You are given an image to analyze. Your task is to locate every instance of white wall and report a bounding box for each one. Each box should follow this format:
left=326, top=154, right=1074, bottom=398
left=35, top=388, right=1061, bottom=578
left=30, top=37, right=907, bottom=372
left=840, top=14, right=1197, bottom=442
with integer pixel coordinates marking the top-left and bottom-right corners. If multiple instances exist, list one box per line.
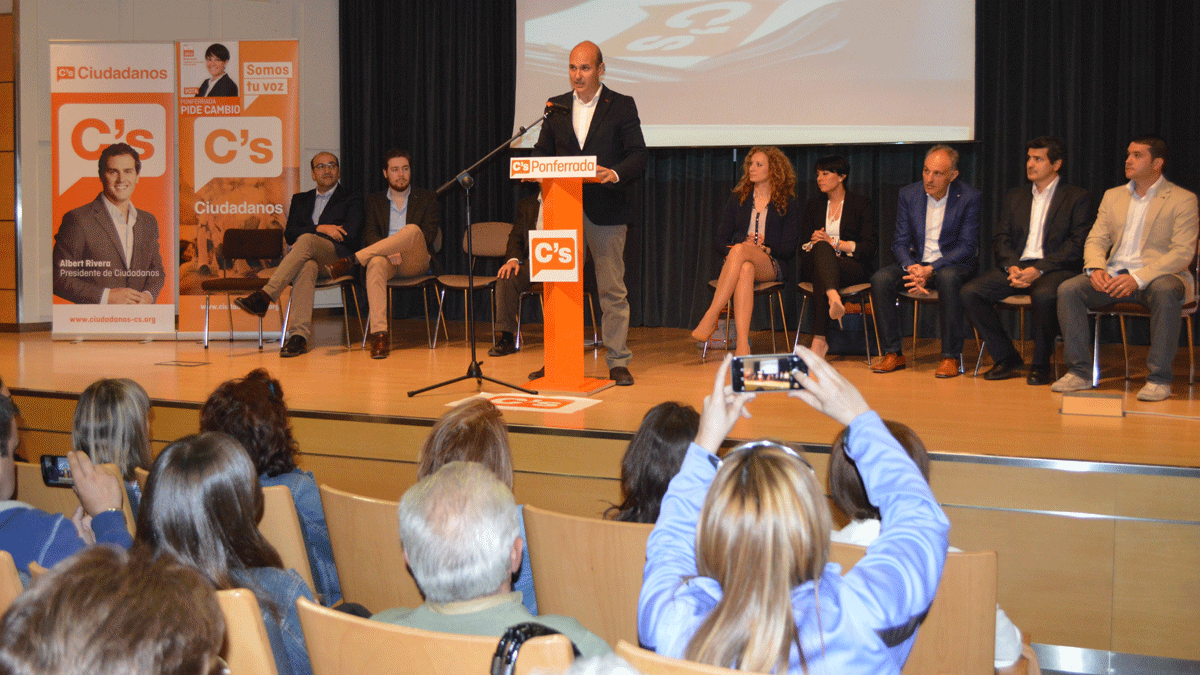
left=16, top=0, right=341, bottom=323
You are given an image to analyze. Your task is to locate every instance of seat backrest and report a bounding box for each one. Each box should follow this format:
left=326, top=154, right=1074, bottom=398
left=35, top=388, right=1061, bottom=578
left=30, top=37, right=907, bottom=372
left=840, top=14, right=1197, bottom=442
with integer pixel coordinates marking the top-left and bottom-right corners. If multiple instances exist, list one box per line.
left=133, top=466, right=149, bottom=494
left=463, top=221, right=513, bottom=259
left=521, top=504, right=652, bottom=647
left=615, top=640, right=740, bottom=674
left=829, top=542, right=997, bottom=675
left=260, top=485, right=317, bottom=596
left=222, top=227, right=284, bottom=262
left=318, top=484, right=422, bottom=612
left=217, top=588, right=281, bottom=675
left=14, top=460, right=136, bottom=535
left=0, top=550, right=22, bottom=613
left=296, top=596, right=574, bottom=675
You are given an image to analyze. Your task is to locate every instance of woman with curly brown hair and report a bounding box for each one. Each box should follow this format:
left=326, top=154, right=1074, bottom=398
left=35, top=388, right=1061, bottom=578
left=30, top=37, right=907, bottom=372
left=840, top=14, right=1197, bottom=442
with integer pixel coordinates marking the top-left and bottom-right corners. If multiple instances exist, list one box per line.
left=691, top=146, right=800, bottom=355
left=200, top=368, right=341, bottom=606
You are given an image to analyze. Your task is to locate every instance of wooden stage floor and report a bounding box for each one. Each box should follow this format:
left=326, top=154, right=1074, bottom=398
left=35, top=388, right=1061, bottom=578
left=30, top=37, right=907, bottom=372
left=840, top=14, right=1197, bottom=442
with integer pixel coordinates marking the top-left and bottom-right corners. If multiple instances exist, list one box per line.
left=2, top=318, right=1199, bottom=469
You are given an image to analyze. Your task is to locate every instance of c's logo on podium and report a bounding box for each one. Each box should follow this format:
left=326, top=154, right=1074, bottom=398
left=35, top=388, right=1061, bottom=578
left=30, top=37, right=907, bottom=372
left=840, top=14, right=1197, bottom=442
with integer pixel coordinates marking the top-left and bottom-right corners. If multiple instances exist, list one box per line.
left=528, top=230, right=578, bottom=282
left=511, top=159, right=531, bottom=175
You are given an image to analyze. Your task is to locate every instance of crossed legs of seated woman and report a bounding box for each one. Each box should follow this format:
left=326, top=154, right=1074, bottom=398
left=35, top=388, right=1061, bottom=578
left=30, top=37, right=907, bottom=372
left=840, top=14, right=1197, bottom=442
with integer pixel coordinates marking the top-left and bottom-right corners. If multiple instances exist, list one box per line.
left=801, top=241, right=867, bottom=359
left=691, top=242, right=777, bottom=355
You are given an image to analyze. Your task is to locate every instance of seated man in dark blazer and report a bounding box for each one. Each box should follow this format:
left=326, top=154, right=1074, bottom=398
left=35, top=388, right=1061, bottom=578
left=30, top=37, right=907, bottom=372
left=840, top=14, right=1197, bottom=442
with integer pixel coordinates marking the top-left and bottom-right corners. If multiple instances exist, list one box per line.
left=327, top=150, right=441, bottom=359
left=52, top=143, right=165, bottom=305
left=487, top=188, right=541, bottom=357
left=961, top=137, right=1092, bottom=385
left=870, top=144, right=981, bottom=378
left=235, top=152, right=363, bottom=357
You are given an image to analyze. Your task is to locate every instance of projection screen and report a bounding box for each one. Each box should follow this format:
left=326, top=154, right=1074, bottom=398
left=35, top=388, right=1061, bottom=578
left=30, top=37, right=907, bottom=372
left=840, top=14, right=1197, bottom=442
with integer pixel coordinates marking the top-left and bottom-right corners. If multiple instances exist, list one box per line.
left=512, top=0, right=975, bottom=148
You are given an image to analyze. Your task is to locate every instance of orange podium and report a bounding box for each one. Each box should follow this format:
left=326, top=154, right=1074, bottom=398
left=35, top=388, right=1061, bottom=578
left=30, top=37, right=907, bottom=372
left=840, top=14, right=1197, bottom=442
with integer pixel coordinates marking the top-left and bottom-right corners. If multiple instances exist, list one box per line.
left=510, top=156, right=614, bottom=396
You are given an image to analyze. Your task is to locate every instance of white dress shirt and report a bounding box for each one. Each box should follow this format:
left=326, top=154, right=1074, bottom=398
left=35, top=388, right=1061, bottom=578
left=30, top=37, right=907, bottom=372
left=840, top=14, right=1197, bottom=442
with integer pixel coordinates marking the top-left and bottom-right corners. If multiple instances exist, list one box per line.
left=99, top=194, right=138, bottom=304
left=1108, top=175, right=1165, bottom=286
left=921, top=192, right=948, bottom=263
left=1020, top=175, right=1059, bottom=261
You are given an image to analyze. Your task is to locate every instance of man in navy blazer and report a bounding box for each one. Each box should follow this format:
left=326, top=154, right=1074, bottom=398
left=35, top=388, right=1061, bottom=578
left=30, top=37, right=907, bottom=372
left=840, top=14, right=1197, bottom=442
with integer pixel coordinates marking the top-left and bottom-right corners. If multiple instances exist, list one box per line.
left=53, top=143, right=165, bottom=305
left=235, top=152, right=363, bottom=357
left=870, top=145, right=981, bottom=377
left=529, top=40, right=647, bottom=386
left=961, top=137, right=1092, bottom=385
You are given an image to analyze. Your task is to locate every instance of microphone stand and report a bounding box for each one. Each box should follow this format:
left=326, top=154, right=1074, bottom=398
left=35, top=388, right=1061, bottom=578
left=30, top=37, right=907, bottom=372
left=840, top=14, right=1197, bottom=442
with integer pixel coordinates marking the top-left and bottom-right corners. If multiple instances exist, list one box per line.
left=408, top=109, right=555, bottom=397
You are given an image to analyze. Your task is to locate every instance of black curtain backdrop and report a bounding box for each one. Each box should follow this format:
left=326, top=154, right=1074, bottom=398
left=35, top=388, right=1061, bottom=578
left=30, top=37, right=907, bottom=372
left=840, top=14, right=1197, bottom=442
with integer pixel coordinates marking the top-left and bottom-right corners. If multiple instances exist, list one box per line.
left=341, top=0, right=1199, bottom=345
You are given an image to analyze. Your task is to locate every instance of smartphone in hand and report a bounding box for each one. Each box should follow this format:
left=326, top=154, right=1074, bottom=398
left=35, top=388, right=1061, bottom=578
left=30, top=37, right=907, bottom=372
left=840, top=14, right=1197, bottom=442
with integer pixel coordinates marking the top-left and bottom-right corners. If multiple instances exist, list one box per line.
left=40, top=454, right=74, bottom=488
left=731, top=353, right=807, bottom=392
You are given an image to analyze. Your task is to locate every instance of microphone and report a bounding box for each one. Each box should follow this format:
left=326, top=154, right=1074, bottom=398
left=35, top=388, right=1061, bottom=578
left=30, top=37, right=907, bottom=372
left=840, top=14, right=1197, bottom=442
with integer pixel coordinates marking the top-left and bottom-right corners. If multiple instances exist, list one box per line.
left=544, top=101, right=571, bottom=117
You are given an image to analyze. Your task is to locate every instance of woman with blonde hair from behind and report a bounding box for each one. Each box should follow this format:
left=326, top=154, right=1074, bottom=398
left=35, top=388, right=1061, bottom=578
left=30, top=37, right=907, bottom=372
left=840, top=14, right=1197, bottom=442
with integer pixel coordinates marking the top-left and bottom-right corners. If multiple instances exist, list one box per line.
left=72, top=378, right=152, bottom=511
left=638, top=349, right=949, bottom=673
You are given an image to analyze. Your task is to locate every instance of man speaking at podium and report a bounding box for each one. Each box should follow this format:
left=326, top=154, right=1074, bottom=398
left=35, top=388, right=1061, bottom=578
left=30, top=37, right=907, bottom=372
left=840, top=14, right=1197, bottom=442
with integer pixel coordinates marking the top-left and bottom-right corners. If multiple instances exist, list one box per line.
left=526, top=40, right=647, bottom=386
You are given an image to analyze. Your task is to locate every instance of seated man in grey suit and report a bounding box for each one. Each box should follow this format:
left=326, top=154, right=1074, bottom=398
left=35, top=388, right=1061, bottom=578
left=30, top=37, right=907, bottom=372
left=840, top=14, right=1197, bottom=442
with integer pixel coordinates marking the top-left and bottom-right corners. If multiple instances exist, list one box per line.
left=327, top=150, right=441, bottom=360
left=1052, top=135, right=1198, bottom=402
left=961, top=137, right=1092, bottom=385
left=53, top=143, right=165, bottom=305
left=372, top=461, right=610, bottom=658
left=235, top=152, right=363, bottom=357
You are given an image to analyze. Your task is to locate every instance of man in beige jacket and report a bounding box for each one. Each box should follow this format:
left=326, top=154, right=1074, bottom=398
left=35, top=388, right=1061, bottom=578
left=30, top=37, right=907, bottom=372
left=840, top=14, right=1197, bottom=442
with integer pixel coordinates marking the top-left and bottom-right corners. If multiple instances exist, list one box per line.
left=1052, top=135, right=1198, bottom=401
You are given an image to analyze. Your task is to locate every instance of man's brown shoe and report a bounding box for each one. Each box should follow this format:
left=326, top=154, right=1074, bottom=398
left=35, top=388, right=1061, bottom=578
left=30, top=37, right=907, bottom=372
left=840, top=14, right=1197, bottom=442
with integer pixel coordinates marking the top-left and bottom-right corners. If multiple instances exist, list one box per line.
left=329, top=256, right=358, bottom=279
left=935, top=357, right=961, bottom=378
left=871, top=353, right=906, bottom=373
left=368, top=331, right=390, bottom=359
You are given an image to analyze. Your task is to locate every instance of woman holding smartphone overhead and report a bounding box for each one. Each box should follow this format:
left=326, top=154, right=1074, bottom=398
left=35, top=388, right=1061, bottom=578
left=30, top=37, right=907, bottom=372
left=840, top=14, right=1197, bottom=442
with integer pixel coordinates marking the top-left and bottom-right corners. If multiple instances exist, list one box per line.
left=691, top=146, right=800, bottom=356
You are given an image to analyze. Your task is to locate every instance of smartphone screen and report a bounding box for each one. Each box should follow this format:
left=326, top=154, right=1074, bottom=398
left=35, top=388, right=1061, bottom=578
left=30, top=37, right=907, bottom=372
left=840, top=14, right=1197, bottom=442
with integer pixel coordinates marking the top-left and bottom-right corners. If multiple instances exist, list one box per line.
left=731, top=354, right=807, bottom=392
left=40, top=455, right=74, bottom=488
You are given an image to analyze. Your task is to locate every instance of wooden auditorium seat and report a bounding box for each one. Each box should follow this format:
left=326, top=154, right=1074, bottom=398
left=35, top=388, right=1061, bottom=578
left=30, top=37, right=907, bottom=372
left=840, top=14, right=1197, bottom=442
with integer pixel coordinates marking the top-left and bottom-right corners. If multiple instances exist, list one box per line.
left=217, top=588, right=281, bottom=675
left=259, top=484, right=316, bottom=596
left=319, top=484, right=422, bottom=612
left=296, top=596, right=574, bottom=675
left=521, top=504, right=653, bottom=647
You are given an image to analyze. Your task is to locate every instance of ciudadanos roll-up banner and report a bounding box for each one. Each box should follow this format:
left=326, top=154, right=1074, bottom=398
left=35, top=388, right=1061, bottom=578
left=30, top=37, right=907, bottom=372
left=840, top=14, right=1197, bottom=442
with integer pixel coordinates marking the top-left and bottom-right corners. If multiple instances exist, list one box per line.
left=177, top=40, right=299, bottom=339
left=50, top=42, right=176, bottom=339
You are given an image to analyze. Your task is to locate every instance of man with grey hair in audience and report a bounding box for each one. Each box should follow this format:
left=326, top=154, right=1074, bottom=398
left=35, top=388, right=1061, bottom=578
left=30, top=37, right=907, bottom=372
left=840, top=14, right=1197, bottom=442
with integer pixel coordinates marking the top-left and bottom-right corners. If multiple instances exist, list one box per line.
left=372, top=461, right=611, bottom=658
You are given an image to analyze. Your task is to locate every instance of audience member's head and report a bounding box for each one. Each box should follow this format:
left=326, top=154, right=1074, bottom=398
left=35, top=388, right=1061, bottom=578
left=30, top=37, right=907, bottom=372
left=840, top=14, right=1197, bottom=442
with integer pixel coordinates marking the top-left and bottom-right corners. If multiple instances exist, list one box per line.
left=72, top=378, right=152, bottom=482
left=607, top=402, right=699, bottom=523
left=0, top=546, right=224, bottom=675
left=134, top=431, right=282, bottom=590
left=828, top=420, right=929, bottom=522
left=399, top=461, right=520, bottom=604
left=200, top=368, right=298, bottom=478
left=687, top=441, right=830, bottom=672
left=418, top=398, right=513, bottom=488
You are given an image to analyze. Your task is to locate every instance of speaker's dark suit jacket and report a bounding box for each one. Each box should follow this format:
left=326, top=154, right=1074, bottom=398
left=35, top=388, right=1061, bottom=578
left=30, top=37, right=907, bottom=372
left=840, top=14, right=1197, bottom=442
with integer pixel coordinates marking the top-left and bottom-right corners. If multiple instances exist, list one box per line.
left=992, top=182, right=1092, bottom=272
left=284, top=183, right=364, bottom=258
left=196, top=74, right=238, bottom=97
left=53, top=194, right=165, bottom=304
left=892, top=179, right=981, bottom=270
left=533, top=86, right=647, bottom=225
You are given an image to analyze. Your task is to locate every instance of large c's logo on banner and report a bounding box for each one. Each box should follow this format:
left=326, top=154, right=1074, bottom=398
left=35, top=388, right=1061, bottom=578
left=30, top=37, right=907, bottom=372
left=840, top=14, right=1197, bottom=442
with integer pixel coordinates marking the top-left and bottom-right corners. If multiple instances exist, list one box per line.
left=56, top=103, right=167, bottom=195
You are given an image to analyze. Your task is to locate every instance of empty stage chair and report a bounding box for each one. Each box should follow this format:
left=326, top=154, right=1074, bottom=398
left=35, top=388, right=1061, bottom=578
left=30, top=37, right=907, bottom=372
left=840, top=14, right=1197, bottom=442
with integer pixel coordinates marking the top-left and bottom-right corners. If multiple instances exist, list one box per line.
left=319, top=484, right=422, bottom=613
left=521, top=504, right=653, bottom=647
left=701, top=280, right=789, bottom=359
left=1088, top=245, right=1198, bottom=387
left=217, top=588, right=281, bottom=675
left=829, top=541, right=998, bottom=675
left=297, top=597, right=574, bottom=675
left=615, top=640, right=741, bottom=674
left=795, top=281, right=881, bottom=364
left=260, top=485, right=316, bottom=597
left=437, top=221, right=512, bottom=344
left=200, top=228, right=286, bottom=349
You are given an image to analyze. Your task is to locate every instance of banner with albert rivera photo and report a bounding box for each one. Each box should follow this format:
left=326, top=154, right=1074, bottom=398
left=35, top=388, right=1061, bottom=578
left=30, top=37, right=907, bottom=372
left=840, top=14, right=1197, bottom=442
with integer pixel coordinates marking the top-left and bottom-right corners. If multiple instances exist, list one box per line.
left=49, top=42, right=176, bottom=338
left=176, top=39, right=299, bottom=339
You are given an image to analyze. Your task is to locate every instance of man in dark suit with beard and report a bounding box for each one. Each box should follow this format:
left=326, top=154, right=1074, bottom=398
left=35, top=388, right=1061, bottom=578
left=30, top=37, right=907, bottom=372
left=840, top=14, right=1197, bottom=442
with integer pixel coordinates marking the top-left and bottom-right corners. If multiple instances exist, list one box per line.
left=526, top=40, right=647, bottom=386
left=327, top=150, right=441, bottom=359
left=961, top=137, right=1092, bottom=385
left=235, top=152, right=363, bottom=357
